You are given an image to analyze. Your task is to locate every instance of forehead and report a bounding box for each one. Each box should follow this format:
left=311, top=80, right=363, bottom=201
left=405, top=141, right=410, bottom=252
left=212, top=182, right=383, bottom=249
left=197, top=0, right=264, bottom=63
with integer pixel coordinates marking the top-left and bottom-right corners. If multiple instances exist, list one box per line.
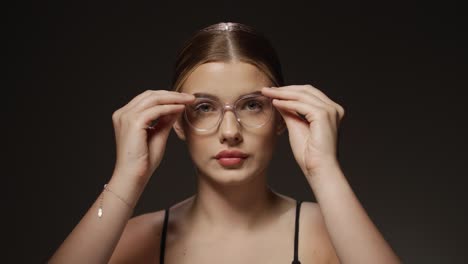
left=180, top=61, right=271, bottom=101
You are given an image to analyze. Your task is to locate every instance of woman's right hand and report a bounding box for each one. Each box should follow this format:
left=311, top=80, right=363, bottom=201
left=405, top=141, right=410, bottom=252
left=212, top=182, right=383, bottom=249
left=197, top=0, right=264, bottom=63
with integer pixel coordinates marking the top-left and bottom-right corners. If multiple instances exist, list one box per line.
left=111, top=90, right=195, bottom=186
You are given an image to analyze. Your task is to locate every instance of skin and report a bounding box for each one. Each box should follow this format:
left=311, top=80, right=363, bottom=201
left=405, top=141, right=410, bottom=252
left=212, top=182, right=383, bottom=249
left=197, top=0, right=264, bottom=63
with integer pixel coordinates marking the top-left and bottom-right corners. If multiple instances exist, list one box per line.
left=109, top=61, right=401, bottom=263
left=108, top=61, right=341, bottom=263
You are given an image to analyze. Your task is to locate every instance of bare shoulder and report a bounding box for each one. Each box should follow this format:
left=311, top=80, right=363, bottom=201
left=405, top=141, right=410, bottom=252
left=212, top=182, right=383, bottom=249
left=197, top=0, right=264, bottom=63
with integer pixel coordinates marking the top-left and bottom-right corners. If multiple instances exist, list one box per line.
left=300, top=201, right=341, bottom=264
left=109, top=209, right=167, bottom=264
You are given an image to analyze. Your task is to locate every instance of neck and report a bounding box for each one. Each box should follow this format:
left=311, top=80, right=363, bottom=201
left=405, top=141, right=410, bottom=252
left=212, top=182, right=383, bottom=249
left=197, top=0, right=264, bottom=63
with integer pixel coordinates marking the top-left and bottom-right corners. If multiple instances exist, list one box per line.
left=187, top=167, right=277, bottom=234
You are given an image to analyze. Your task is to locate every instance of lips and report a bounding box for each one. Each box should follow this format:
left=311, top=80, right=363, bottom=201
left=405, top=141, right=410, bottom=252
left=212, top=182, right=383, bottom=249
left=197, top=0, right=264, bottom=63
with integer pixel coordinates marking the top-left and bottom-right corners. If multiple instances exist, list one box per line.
left=215, top=150, right=249, bottom=159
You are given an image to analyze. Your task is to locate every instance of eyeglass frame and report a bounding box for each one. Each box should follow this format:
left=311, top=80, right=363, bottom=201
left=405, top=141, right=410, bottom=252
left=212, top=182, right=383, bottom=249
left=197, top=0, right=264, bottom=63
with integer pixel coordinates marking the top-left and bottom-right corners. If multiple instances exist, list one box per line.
left=183, top=92, right=274, bottom=132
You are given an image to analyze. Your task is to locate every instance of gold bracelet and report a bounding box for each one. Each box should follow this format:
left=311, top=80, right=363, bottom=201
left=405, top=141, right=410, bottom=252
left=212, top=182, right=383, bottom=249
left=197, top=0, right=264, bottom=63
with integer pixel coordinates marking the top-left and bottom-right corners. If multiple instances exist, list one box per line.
left=98, top=183, right=133, bottom=218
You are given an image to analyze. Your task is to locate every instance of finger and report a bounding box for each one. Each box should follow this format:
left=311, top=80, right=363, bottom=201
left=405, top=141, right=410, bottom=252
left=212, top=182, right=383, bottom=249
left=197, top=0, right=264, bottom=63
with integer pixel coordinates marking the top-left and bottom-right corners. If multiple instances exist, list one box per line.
left=120, top=90, right=193, bottom=114
left=302, top=85, right=345, bottom=119
left=114, top=90, right=156, bottom=119
left=262, top=87, right=329, bottom=109
left=272, top=99, right=327, bottom=124
left=138, top=104, right=186, bottom=129
left=273, top=84, right=334, bottom=105
left=131, top=91, right=195, bottom=113
left=275, top=106, right=305, bottom=125
left=117, top=90, right=156, bottom=115
left=266, top=85, right=345, bottom=120
left=145, top=114, right=181, bottom=133
left=146, top=112, right=180, bottom=140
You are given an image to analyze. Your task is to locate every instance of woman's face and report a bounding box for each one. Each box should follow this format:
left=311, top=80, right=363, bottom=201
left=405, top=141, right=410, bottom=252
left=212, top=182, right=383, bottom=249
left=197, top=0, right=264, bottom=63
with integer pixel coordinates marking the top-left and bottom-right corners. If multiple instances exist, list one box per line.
left=173, top=61, right=285, bottom=186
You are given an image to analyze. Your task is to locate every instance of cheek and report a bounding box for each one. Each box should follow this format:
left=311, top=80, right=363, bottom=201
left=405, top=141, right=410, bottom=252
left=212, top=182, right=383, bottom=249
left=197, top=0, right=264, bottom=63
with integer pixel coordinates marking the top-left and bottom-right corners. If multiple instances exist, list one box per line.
left=186, top=136, right=207, bottom=153
left=248, top=126, right=278, bottom=155
left=184, top=135, right=216, bottom=165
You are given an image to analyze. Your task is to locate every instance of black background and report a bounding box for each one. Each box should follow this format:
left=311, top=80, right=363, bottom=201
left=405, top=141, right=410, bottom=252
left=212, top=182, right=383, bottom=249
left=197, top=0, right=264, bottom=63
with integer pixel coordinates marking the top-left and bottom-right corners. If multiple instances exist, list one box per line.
left=7, top=1, right=467, bottom=263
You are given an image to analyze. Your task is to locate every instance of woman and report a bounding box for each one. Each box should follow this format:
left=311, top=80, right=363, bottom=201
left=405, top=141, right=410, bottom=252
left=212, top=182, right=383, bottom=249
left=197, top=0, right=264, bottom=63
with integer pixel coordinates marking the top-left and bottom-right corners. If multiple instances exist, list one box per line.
left=49, top=22, right=400, bottom=263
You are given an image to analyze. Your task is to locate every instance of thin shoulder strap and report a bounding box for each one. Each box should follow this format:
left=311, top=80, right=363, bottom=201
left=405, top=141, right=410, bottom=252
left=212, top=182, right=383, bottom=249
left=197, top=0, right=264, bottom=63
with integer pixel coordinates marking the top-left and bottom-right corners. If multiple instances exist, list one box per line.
left=159, top=207, right=170, bottom=264
left=292, top=200, right=303, bottom=264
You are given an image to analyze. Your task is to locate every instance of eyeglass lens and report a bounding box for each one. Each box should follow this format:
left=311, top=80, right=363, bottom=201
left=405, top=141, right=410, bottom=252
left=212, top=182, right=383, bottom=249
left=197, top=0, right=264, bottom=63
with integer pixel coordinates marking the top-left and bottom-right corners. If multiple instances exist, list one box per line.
left=185, top=95, right=273, bottom=130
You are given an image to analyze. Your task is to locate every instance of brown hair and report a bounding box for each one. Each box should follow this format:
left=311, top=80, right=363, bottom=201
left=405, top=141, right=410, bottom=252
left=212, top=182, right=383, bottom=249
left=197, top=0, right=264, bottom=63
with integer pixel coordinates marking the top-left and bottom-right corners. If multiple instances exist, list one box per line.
left=171, top=22, right=284, bottom=92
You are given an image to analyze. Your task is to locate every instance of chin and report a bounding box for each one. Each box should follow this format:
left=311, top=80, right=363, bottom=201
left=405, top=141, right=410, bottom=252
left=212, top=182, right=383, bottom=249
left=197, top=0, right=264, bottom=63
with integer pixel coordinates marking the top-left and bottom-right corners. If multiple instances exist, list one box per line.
left=212, top=169, right=255, bottom=186
left=193, top=155, right=262, bottom=187
left=217, top=160, right=269, bottom=187
left=196, top=159, right=260, bottom=187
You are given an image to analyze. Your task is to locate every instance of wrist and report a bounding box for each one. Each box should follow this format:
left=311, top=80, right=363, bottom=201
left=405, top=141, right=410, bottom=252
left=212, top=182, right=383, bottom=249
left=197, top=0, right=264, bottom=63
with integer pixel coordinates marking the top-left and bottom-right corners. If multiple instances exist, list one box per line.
left=106, top=174, right=147, bottom=210
left=305, top=159, right=342, bottom=180
left=111, top=167, right=151, bottom=189
left=305, top=163, right=348, bottom=198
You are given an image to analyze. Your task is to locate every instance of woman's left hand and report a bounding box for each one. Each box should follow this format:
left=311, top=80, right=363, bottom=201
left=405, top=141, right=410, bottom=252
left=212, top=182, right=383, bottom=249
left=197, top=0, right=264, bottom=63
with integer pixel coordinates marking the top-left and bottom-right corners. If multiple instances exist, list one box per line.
left=261, top=84, right=345, bottom=178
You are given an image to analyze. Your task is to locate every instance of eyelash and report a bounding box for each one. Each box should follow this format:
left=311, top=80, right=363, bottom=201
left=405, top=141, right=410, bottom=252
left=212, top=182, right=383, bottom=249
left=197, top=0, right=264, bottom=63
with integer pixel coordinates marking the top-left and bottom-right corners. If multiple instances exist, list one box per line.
left=193, top=99, right=263, bottom=112
left=194, top=102, right=215, bottom=112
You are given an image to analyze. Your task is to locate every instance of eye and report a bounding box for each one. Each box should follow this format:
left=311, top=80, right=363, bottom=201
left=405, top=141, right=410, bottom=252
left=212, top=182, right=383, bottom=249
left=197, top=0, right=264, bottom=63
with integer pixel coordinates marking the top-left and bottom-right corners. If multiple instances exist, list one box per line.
left=194, top=102, right=216, bottom=112
left=243, top=99, right=263, bottom=111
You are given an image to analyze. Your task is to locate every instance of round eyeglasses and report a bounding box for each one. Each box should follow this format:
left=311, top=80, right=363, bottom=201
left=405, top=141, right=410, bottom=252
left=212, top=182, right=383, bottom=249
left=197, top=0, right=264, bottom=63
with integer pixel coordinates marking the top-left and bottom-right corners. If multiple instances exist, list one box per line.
left=184, top=94, right=274, bottom=132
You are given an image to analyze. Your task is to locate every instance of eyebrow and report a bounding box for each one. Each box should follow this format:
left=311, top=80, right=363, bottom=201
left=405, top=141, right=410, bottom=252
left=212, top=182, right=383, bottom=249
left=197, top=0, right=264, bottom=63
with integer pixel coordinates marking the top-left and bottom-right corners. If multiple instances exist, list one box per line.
left=192, top=91, right=263, bottom=100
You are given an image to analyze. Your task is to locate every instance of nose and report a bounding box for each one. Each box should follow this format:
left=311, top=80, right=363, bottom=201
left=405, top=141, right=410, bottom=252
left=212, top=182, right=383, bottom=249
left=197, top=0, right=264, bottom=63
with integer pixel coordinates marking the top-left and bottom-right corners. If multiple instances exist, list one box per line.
left=218, top=110, right=243, bottom=145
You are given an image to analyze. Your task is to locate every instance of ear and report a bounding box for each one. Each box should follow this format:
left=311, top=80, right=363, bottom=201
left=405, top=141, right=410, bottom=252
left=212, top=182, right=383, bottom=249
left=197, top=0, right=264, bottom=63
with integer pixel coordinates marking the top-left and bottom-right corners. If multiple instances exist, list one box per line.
left=173, top=117, right=186, bottom=141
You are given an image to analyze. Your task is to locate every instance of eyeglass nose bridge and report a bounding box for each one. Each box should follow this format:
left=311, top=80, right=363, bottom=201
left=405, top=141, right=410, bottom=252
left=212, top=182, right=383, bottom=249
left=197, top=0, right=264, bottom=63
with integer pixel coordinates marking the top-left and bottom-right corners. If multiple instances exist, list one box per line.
left=217, top=103, right=242, bottom=127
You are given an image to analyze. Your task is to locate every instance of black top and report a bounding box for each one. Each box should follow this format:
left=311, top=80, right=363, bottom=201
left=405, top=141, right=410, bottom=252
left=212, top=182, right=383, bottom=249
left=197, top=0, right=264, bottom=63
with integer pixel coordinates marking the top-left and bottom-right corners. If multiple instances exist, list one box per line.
left=159, top=200, right=304, bottom=264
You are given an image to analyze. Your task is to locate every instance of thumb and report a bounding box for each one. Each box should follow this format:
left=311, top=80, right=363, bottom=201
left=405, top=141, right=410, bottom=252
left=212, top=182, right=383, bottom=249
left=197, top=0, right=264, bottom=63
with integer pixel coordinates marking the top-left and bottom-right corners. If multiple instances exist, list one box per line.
left=274, top=101, right=309, bottom=123
left=147, top=112, right=180, bottom=145
left=275, top=106, right=298, bottom=126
